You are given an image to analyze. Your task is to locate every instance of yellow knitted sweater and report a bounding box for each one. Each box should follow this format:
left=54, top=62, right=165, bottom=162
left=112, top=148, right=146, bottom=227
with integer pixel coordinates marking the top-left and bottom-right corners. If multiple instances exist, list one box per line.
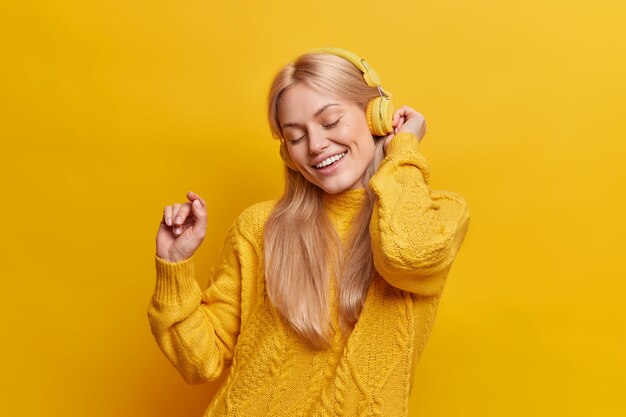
left=148, top=133, right=470, bottom=417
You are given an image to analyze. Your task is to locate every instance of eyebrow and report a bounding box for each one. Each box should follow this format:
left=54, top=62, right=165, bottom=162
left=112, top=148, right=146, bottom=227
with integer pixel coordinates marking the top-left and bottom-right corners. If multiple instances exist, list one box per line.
left=281, top=103, right=340, bottom=129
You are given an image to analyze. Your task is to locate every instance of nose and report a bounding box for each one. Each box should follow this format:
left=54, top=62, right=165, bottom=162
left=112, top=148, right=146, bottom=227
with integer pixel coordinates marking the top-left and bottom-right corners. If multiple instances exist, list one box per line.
left=308, top=128, right=330, bottom=155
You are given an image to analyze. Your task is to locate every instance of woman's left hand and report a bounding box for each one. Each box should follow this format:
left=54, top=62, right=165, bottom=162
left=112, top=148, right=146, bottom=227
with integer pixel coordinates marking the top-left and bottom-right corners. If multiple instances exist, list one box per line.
left=384, top=106, right=427, bottom=153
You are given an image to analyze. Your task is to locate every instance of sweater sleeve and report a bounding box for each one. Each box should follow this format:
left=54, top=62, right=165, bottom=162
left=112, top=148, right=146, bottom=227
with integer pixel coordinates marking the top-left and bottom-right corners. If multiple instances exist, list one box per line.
left=369, top=132, right=470, bottom=296
left=147, top=220, right=243, bottom=384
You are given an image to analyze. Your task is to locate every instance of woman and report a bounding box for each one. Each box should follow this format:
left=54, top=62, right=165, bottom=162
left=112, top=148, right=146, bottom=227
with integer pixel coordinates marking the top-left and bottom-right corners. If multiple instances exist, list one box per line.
left=148, top=48, right=470, bottom=417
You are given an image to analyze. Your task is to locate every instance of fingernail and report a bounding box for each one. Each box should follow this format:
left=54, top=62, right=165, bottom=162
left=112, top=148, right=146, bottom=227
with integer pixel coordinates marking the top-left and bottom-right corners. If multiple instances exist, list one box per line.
left=175, top=216, right=181, bottom=225
left=194, top=200, right=201, bottom=208
left=166, top=217, right=172, bottom=226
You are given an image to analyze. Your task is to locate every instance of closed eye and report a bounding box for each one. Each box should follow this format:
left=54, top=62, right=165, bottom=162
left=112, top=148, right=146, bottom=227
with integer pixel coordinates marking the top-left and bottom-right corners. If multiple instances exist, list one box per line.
left=324, top=118, right=342, bottom=129
left=287, top=117, right=342, bottom=144
left=288, top=134, right=305, bottom=144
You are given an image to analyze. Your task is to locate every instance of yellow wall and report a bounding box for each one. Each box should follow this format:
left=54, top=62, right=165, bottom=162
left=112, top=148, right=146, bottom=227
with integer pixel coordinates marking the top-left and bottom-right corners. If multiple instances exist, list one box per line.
left=1, top=1, right=624, bottom=415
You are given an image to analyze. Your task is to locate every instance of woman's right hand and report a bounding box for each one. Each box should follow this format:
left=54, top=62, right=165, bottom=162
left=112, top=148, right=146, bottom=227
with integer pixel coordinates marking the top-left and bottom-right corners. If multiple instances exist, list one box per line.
left=156, top=191, right=207, bottom=262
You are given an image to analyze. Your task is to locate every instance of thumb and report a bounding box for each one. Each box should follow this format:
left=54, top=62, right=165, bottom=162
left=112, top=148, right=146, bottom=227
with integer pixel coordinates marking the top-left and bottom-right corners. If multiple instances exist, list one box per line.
left=191, top=198, right=207, bottom=239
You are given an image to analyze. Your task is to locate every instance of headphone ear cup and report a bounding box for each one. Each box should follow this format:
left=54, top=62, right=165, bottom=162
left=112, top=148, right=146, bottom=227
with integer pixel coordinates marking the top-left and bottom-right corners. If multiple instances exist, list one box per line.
left=279, top=140, right=299, bottom=171
left=366, top=97, right=395, bottom=136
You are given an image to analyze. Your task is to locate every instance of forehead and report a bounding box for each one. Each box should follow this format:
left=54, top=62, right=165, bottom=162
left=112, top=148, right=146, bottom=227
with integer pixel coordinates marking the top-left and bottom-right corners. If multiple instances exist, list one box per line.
left=277, top=83, right=346, bottom=122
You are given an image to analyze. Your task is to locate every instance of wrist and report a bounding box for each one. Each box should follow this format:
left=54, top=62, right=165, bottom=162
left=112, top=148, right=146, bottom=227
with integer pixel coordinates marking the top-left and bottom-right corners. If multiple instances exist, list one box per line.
left=156, top=252, right=193, bottom=264
left=386, top=132, right=420, bottom=155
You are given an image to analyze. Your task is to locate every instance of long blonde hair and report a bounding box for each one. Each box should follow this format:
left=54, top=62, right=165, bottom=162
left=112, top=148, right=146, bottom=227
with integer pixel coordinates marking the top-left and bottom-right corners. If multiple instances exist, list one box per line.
left=264, top=52, right=387, bottom=348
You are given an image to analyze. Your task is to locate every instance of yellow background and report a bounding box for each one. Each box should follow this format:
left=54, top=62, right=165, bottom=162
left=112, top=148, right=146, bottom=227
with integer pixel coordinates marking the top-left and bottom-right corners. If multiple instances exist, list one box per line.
left=1, top=0, right=625, bottom=415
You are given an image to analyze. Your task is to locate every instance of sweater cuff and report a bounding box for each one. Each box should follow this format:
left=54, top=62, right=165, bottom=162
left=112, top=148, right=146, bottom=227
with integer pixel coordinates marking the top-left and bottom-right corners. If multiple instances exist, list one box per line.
left=153, top=255, right=200, bottom=305
left=386, top=132, right=421, bottom=156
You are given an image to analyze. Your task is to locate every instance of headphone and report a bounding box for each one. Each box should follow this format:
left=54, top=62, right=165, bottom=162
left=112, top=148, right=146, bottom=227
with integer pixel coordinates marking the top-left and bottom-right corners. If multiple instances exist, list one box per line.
left=279, top=47, right=395, bottom=171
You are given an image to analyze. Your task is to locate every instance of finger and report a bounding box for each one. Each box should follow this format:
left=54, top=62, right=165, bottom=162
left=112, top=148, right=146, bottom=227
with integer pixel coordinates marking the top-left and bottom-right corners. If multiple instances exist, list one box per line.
left=392, top=112, right=400, bottom=127
left=393, top=109, right=402, bottom=123
left=191, top=198, right=207, bottom=239
left=396, top=116, right=406, bottom=131
left=174, top=202, right=193, bottom=226
left=172, top=202, right=193, bottom=236
left=393, top=106, right=411, bottom=125
left=172, top=203, right=182, bottom=224
left=163, top=205, right=173, bottom=226
left=397, top=106, right=420, bottom=121
left=186, top=191, right=206, bottom=208
left=396, top=105, right=409, bottom=116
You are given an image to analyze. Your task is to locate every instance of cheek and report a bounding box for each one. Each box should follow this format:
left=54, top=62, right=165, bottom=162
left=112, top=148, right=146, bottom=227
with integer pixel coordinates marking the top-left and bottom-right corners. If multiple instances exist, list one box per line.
left=339, top=121, right=369, bottom=141
left=290, top=148, right=314, bottom=172
left=357, top=136, right=377, bottom=165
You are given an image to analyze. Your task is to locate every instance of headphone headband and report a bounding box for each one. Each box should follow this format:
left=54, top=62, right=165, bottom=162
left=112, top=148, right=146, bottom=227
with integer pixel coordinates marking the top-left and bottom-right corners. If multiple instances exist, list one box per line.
left=306, top=47, right=384, bottom=90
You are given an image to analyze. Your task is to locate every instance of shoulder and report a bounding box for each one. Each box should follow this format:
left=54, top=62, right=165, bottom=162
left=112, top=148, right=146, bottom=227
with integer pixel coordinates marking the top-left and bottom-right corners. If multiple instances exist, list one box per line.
left=233, top=199, right=279, bottom=245
left=236, top=199, right=278, bottom=227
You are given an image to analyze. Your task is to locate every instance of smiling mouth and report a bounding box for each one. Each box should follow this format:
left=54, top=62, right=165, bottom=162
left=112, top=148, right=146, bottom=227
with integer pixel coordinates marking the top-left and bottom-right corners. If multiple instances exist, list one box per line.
left=313, top=152, right=347, bottom=169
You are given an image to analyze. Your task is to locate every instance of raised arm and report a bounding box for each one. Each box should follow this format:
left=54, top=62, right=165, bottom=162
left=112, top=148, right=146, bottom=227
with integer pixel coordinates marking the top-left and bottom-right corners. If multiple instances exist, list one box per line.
left=369, top=131, right=470, bottom=296
left=148, top=192, right=244, bottom=384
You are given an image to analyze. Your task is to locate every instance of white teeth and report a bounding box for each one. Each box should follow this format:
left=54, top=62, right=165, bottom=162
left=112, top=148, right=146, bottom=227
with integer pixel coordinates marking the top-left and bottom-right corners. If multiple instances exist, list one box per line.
left=315, top=152, right=346, bottom=168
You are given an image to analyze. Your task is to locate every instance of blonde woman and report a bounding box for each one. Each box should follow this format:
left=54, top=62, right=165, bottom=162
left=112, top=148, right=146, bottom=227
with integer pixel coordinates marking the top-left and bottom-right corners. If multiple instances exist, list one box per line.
left=148, top=48, right=470, bottom=417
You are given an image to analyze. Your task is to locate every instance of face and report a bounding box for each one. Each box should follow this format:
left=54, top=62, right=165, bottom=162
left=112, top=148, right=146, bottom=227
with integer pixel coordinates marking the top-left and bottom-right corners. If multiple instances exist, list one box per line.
left=277, top=83, right=376, bottom=194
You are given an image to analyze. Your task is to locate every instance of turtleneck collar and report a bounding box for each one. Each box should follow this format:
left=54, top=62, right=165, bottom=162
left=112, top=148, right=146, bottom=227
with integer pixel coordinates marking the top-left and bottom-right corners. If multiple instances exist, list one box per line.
left=321, top=187, right=367, bottom=218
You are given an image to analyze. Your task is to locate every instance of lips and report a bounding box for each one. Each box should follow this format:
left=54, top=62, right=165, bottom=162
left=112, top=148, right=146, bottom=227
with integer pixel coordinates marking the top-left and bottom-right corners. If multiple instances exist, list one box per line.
left=312, top=151, right=347, bottom=169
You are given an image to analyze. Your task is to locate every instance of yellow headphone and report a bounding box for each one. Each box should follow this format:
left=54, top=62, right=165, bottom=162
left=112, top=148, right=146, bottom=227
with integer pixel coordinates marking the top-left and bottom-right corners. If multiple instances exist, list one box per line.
left=279, top=47, right=395, bottom=171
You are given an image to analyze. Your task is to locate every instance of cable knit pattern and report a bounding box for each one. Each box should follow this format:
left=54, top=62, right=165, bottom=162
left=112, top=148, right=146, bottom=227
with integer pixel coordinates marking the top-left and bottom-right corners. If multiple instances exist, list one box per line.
left=333, top=354, right=348, bottom=416
left=147, top=133, right=470, bottom=416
